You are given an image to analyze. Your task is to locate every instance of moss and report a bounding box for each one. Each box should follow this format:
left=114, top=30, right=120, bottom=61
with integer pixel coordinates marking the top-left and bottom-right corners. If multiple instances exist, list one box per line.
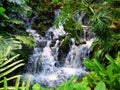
left=59, top=36, right=71, bottom=50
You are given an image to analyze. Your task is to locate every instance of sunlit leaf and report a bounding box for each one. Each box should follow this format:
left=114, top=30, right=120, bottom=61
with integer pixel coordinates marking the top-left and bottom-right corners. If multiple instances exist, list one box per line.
left=94, top=81, right=107, bottom=90
left=32, top=83, right=41, bottom=90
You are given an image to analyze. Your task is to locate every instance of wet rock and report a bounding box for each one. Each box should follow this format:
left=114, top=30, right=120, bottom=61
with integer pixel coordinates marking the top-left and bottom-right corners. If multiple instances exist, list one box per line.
left=36, top=40, right=47, bottom=48
left=58, top=36, right=71, bottom=65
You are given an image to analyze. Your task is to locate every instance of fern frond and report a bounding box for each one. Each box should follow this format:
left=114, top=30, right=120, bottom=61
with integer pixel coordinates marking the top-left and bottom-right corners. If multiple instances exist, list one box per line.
left=0, top=35, right=22, bottom=58
left=15, top=35, right=35, bottom=48
left=0, top=63, right=24, bottom=78
left=0, top=75, right=31, bottom=90
left=8, top=19, right=24, bottom=24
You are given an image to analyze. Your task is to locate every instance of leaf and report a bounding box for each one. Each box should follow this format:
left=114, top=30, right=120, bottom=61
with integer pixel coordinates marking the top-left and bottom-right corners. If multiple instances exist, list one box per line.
left=76, top=77, right=90, bottom=90
left=0, top=7, right=5, bottom=13
left=107, top=0, right=114, bottom=3
left=0, top=60, right=24, bottom=72
left=21, top=81, right=25, bottom=90
left=52, top=0, right=60, bottom=3
left=4, top=77, right=8, bottom=90
left=85, top=87, right=91, bottom=90
left=93, top=59, right=106, bottom=75
left=15, top=35, right=35, bottom=48
left=0, top=54, right=20, bottom=68
left=106, top=54, right=118, bottom=70
left=83, top=58, right=97, bottom=70
left=26, top=75, right=32, bottom=90
left=15, top=75, right=21, bottom=90
left=0, top=75, right=21, bottom=83
left=9, top=19, right=24, bottom=24
left=116, top=52, right=120, bottom=68
left=68, top=76, right=78, bottom=83
left=94, top=81, right=107, bottom=90
left=32, top=83, right=41, bottom=90
left=0, top=63, right=24, bottom=78
left=0, top=7, right=8, bottom=19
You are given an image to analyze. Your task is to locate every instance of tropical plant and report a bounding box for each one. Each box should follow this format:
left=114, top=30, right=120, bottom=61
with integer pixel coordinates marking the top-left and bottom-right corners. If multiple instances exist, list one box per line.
left=31, top=75, right=108, bottom=90
left=52, top=0, right=120, bottom=62
left=0, top=75, right=31, bottom=90
left=56, top=76, right=91, bottom=90
left=31, top=76, right=91, bottom=90
left=84, top=52, right=120, bottom=90
left=32, top=83, right=50, bottom=90
left=0, top=7, right=8, bottom=18
left=0, top=33, right=34, bottom=59
left=0, top=44, right=32, bottom=90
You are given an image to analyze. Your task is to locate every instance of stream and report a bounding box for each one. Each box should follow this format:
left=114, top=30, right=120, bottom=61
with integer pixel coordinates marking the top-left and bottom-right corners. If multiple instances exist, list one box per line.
left=22, top=10, right=95, bottom=88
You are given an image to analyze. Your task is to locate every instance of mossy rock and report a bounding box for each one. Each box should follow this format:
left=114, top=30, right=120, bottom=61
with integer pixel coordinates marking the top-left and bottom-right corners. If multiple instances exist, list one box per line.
left=58, top=36, right=71, bottom=64
left=59, top=36, right=71, bottom=50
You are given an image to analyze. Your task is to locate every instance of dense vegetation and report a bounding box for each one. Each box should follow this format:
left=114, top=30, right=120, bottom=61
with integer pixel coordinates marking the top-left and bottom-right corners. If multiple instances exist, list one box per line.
left=0, top=0, right=120, bottom=90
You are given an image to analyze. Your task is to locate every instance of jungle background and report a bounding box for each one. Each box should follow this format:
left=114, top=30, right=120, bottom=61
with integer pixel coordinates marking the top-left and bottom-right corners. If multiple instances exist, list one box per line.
left=0, top=0, right=120, bottom=90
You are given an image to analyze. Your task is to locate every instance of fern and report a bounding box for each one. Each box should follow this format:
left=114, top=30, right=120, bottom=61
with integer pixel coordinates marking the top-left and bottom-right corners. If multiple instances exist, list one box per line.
left=0, top=47, right=32, bottom=90
left=8, top=19, right=24, bottom=24
left=0, top=75, right=32, bottom=90
left=0, top=35, right=22, bottom=58
left=15, top=35, right=35, bottom=48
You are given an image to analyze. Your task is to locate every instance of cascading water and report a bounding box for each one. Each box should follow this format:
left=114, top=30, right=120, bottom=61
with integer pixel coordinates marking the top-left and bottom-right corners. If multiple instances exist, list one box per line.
left=23, top=10, right=95, bottom=88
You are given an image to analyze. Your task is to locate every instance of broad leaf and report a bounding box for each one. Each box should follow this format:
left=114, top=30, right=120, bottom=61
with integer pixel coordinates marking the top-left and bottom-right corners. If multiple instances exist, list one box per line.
left=94, top=81, right=107, bottom=90
left=32, top=83, right=41, bottom=90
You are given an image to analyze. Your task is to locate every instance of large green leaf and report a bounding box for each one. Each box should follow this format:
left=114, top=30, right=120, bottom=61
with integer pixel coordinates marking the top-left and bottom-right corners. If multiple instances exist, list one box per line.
left=0, top=7, right=8, bottom=18
left=32, top=83, right=41, bottom=90
left=94, top=81, right=107, bottom=90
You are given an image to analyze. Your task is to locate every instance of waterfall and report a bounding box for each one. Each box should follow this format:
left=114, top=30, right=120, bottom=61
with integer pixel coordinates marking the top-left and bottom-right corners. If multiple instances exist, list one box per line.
left=22, top=10, right=94, bottom=88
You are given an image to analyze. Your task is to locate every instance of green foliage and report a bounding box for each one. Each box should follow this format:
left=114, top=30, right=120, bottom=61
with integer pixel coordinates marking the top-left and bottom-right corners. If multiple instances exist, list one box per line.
left=31, top=76, right=91, bottom=90
left=6, top=0, right=32, bottom=16
left=15, top=35, right=35, bottom=48
left=89, top=12, right=111, bottom=41
left=52, top=0, right=60, bottom=3
left=0, top=52, right=27, bottom=89
left=0, top=75, right=32, bottom=90
left=59, top=36, right=70, bottom=50
left=8, top=19, right=24, bottom=24
left=84, top=52, right=120, bottom=90
left=0, top=33, right=34, bottom=59
left=94, top=81, right=107, bottom=90
left=54, top=0, right=83, bottom=42
left=0, top=0, right=34, bottom=60
left=0, top=35, right=22, bottom=57
left=0, top=54, right=24, bottom=80
left=91, top=33, right=120, bottom=62
left=32, top=83, right=41, bottom=90
left=54, top=0, right=120, bottom=44
left=0, top=7, right=8, bottom=18
left=32, top=83, right=49, bottom=90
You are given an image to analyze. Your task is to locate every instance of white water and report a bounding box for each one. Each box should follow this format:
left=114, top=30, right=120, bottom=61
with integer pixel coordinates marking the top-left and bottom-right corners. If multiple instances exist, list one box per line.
left=23, top=10, right=95, bottom=88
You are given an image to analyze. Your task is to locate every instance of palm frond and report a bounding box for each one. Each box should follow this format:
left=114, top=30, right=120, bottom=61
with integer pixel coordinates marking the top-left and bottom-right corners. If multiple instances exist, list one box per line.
left=0, top=35, right=22, bottom=58
left=0, top=75, right=32, bottom=90
left=0, top=54, right=24, bottom=79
